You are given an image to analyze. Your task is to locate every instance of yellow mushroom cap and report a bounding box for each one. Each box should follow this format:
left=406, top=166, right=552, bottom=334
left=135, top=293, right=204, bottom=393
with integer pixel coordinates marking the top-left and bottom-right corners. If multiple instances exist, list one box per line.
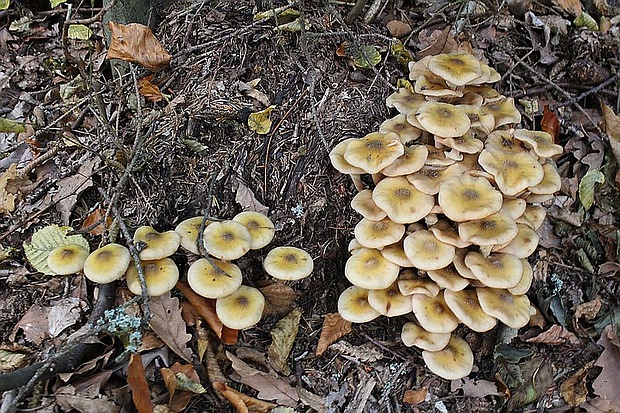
left=381, top=242, right=415, bottom=267
left=233, top=211, right=275, bottom=250
left=215, top=285, right=265, bottom=330
left=516, top=205, right=546, bottom=230
left=482, top=97, right=522, bottom=128
left=367, top=281, right=413, bottom=317
left=126, top=258, right=179, bottom=297
left=476, top=287, right=531, bottom=329
left=528, top=162, right=561, bottom=195
left=422, top=335, right=474, bottom=380
left=203, top=220, right=252, bottom=260
left=435, top=131, right=485, bottom=154
left=372, top=176, right=435, bottom=224
left=443, top=289, right=497, bottom=332
left=513, top=129, right=563, bottom=158
left=496, top=223, right=540, bottom=258
left=414, top=74, right=464, bottom=97
left=427, top=264, right=470, bottom=291
left=351, top=189, right=387, bottom=221
left=263, top=246, right=314, bottom=280
left=343, top=132, right=405, bottom=174
left=401, top=322, right=450, bottom=351
left=385, top=87, right=427, bottom=115
left=345, top=247, right=400, bottom=290
left=408, top=55, right=433, bottom=80
left=175, top=216, right=210, bottom=255
left=485, top=129, right=525, bottom=154
left=47, top=244, right=90, bottom=275
left=429, top=220, right=471, bottom=249
left=134, top=226, right=181, bottom=260
left=406, top=164, right=466, bottom=196
left=427, top=52, right=484, bottom=86
left=464, top=251, right=523, bottom=289
left=338, top=285, right=381, bottom=323
left=354, top=217, right=405, bottom=249
left=458, top=210, right=518, bottom=246
left=479, top=148, right=544, bottom=196
left=83, top=243, right=131, bottom=284
left=411, top=291, right=459, bottom=334
left=502, top=198, right=527, bottom=220
left=452, top=248, right=477, bottom=279
left=509, top=259, right=533, bottom=295
left=397, top=270, right=441, bottom=297
left=379, top=114, right=422, bottom=143
left=381, top=144, right=429, bottom=177
left=187, top=258, right=243, bottom=299
left=438, top=175, right=503, bottom=222
left=414, top=101, right=471, bottom=138
left=329, top=138, right=366, bottom=175
left=403, top=230, right=455, bottom=271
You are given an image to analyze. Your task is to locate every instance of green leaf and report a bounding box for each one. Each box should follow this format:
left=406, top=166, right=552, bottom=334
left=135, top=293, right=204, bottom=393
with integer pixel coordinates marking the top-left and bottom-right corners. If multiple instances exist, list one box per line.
left=174, top=372, right=206, bottom=394
left=273, top=17, right=310, bottom=33
left=353, top=45, right=381, bottom=69
left=0, top=118, right=26, bottom=133
left=390, top=39, right=413, bottom=67
left=268, top=308, right=301, bottom=375
left=49, top=0, right=66, bottom=7
left=23, top=225, right=89, bottom=275
left=0, top=0, right=9, bottom=11
left=67, top=24, right=92, bottom=40
left=248, top=105, right=276, bottom=135
left=254, top=6, right=299, bottom=21
left=578, top=169, right=605, bottom=210
left=574, top=12, right=599, bottom=31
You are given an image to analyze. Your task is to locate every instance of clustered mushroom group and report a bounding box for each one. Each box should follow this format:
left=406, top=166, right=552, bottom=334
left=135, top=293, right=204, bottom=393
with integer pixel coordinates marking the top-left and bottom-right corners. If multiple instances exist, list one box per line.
left=330, top=52, right=563, bottom=380
left=40, top=212, right=313, bottom=330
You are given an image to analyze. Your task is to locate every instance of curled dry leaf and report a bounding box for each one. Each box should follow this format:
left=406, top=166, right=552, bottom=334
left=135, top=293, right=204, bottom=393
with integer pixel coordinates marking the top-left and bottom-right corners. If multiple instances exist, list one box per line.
left=213, top=382, right=278, bottom=413
left=268, top=308, right=301, bottom=375
left=260, top=282, right=298, bottom=317
left=148, top=294, right=193, bottom=362
left=316, top=313, right=352, bottom=356
left=560, top=363, right=593, bottom=407
left=526, top=324, right=581, bottom=346
left=127, top=352, right=154, bottom=413
left=403, top=387, right=428, bottom=405
left=541, top=105, right=560, bottom=144
left=593, top=325, right=620, bottom=410
left=81, top=208, right=111, bottom=236
left=138, top=76, right=164, bottom=103
left=161, top=363, right=205, bottom=412
left=107, top=22, right=171, bottom=71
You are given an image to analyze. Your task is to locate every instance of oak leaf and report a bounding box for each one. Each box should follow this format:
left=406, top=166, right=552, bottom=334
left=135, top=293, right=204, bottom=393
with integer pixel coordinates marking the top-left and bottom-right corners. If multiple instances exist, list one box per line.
left=107, top=22, right=171, bottom=71
left=316, top=313, right=352, bottom=356
left=592, top=325, right=620, bottom=410
left=149, top=294, right=193, bottom=362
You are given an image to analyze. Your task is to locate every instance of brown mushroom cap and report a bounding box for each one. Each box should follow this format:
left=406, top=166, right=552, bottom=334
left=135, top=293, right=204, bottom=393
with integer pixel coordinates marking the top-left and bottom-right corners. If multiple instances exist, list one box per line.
left=427, top=264, right=470, bottom=291
left=443, top=289, right=497, bottom=332
left=379, top=114, right=422, bottom=143
left=401, top=322, right=450, bottom=351
left=351, top=189, right=388, bottom=221
left=438, top=175, right=503, bottom=222
left=83, top=243, right=131, bottom=284
left=338, top=285, right=381, bottom=323
left=215, top=285, right=265, bottom=330
left=414, top=74, right=464, bottom=97
left=345, top=247, right=400, bottom=290
left=464, top=251, right=523, bottom=289
left=233, top=211, right=275, bottom=250
left=263, top=246, right=314, bottom=280
left=403, top=230, right=455, bottom=271
left=458, top=210, right=518, bottom=246
left=354, top=217, right=406, bottom=249
left=47, top=244, right=90, bottom=275
left=407, top=164, right=466, bottom=196
left=187, top=258, right=243, bottom=299
left=513, top=129, right=563, bottom=158
left=344, top=132, right=405, bottom=174
left=427, top=52, right=484, bottom=86
left=126, top=258, right=179, bottom=297
left=495, top=224, right=539, bottom=258
left=386, top=87, right=427, bottom=115
left=367, top=281, right=413, bottom=317
left=134, top=226, right=181, bottom=260
left=372, top=176, right=435, bottom=224
left=203, top=220, right=252, bottom=260
left=478, top=148, right=544, bottom=196
left=422, top=335, right=474, bottom=380
left=381, top=144, right=429, bottom=176
left=476, top=287, right=531, bottom=329
left=482, top=97, right=522, bottom=128
left=411, top=291, right=459, bottom=334
left=175, top=216, right=210, bottom=255
left=414, top=101, right=471, bottom=138
left=397, top=270, right=441, bottom=297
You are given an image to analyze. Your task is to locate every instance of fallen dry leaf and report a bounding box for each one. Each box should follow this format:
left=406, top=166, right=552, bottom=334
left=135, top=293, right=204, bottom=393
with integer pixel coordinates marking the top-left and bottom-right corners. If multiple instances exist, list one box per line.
left=260, top=282, right=298, bottom=317
left=127, top=352, right=154, bottom=413
left=148, top=294, right=193, bottom=362
left=268, top=308, right=301, bottom=375
left=81, top=208, right=111, bottom=236
left=107, top=22, right=171, bottom=71
left=48, top=297, right=83, bottom=338
left=0, top=163, right=31, bottom=214
left=403, top=387, right=427, bottom=405
left=555, top=0, right=583, bottom=15
left=592, top=325, right=620, bottom=410
left=9, top=303, right=49, bottom=344
left=52, top=158, right=98, bottom=225
left=227, top=351, right=298, bottom=406
left=0, top=344, right=31, bottom=372
left=213, top=382, right=249, bottom=413
left=316, top=313, right=352, bottom=356
left=574, top=298, right=603, bottom=321
left=541, top=105, right=560, bottom=144
left=526, top=324, right=581, bottom=346
left=161, top=362, right=205, bottom=412
left=601, top=104, right=620, bottom=166
left=235, top=180, right=269, bottom=214
left=451, top=378, right=503, bottom=398
left=560, top=363, right=593, bottom=406
left=55, top=393, right=120, bottom=413
left=138, top=76, right=163, bottom=102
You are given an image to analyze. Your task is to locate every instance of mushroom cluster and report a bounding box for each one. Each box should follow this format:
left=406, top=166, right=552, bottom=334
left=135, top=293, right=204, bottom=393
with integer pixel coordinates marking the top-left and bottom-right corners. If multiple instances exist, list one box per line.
left=330, top=52, right=562, bottom=380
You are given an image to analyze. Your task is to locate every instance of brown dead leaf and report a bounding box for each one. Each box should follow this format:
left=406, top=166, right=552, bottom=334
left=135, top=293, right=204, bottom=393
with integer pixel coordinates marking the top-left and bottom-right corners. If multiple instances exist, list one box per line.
left=48, top=297, right=83, bottom=338
left=148, top=293, right=193, bottom=362
left=316, top=313, right=352, bottom=356
left=260, top=282, right=298, bottom=317
left=227, top=351, right=298, bottom=406
left=235, top=181, right=269, bottom=214
left=138, top=76, right=163, bottom=102
left=161, top=363, right=204, bottom=412
left=55, top=393, right=120, bottom=413
left=214, top=382, right=278, bottom=413
left=268, top=308, right=301, bottom=375
left=593, top=325, right=620, bottom=410
left=541, top=105, right=560, bottom=144
left=386, top=20, right=411, bottom=37
left=526, top=324, right=581, bottom=346
left=0, top=163, right=32, bottom=214
left=417, top=27, right=458, bottom=57
left=81, top=208, right=111, bottom=236
left=451, top=378, right=503, bottom=398
left=601, top=104, right=620, bottom=167
left=403, top=387, right=427, bottom=405
left=107, top=22, right=171, bottom=71
left=0, top=343, right=31, bottom=372
left=555, top=0, right=583, bottom=15
left=574, top=298, right=603, bottom=321
left=127, top=352, right=154, bottom=413
left=53, top=158, right=98, bottom=225
left=561, top=363, right=593, bottom=406
left=9, top=303, right=49, bottom=344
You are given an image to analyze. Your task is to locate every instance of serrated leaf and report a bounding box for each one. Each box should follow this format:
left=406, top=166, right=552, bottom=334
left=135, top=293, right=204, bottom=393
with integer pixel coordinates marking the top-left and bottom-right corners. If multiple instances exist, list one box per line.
left=268, top=308, right=301, bottom=375
left=353, top=45, right=381, bottom=69
left=578, top=169, right=604, bottom=210
left=0, top=118, right=26, bottom=133
left=0, top=0, right=9, bottom=11
left=248, top=105, right=276, bottom=135
left=67, top=24, right=92, bottom=40
left=49, top=0, right=66, bottom=7
left=23, top=225, right=89, bottom=275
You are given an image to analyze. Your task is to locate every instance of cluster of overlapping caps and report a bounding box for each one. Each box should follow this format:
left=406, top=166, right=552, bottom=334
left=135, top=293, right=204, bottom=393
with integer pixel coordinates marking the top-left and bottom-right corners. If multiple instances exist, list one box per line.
left=329, top=52, right=563, bottom=380
left=43, top=212, right=313, bottom=330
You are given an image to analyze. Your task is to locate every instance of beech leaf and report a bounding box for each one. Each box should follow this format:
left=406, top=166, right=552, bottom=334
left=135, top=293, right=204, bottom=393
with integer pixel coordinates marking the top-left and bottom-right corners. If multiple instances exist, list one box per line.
left=235, top=181, right=269, bottom=214
left=525, top=324, right=581, bottom=346
left=260, top=282, right=298, bottom=317
left=107, top=22, right=171, bottom=71
left=316, top=313, right=352, bottom=356
left=353, top=45, right=381, bottom=69
left=127, top=353, right=154, bottom=413
left=268, top=308, right=301, bottom=375
left=148, top=294, right=193, bottom=362
left=214, top=382, right=278, bottom=413
left=0, top=0, right=8, bottom=11
left=67, top=24, right=92, bottom=40
left=23, top=225, right=89, bottom=275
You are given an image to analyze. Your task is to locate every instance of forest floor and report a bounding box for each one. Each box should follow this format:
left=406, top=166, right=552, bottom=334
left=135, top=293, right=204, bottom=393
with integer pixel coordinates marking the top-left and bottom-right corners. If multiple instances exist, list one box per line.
left=0, top=0, right=620, bottom=412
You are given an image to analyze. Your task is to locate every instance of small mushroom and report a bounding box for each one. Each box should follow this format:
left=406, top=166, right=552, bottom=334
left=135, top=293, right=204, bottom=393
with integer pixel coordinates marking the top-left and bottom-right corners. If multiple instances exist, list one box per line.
left=422, top=335, right=474, bottom=380
left=527, top=162, right=561, bottom=196
left=372, top=176, right=435, bottom=224
left=481, top=97, right=522, bottom=128
left=478, top=148, right=544, bottom=196
left=83, top=243, right=131, bottom=284
left=351, top=189, right=388, bottom=221
left=429, top=220, right=472, bottom=249
left=367, top=281, right=413, bottom=317
left=513, top=129, right=563, bottom=158
left=126, top=257, right=179, bottom=297
left=187, top=258, right=243, bottom=299
left=263, top=246, right=314, bottom=280
left=414, top=74, right=464, bottom=97
left=509, top=259, right=533, bottom=295
left=379, top=114, right=422, bottom=143
left=338, top=285, right=381, bottom=323
left=411, top=291, right=459, bottom=334
left=414, top=101, right=471, bottom=138
left=458, top=210, right=518, bottom=246
left=343, top=132, right=404, bottom=174
left=427, top=264, right=470, bottom=291
left=401, top=322, right=450, bottom=351
left=386, top=87, right=427, bottom=115
left=443, top=288, right=497, bottom=332
left=397, top=270, right=441, bottom=297
left=345, top=247, right=400, bottom=290
left=406, top=164, right=466, bottom=196
left=516, top=205, right=546, bottom=230
left=476, top=287, right=531, bottom=329
left=495, top=223, right=539, bottom=258
left=175, top=216, right=210, bottom=255
left=403, top=230, right=455, bottom=271
left=438, top=175, right=503, bottom=222
left=215, top=285, right=265, bottom=330
left=381, top=241, right=415, bottom=267
left=329, top=138, right=366, bottom=191
left=47, top=244, right=89, bottom=275
left=203, top=220, right=252, bottom=260
left=427, top=52, right=483, bottom=86
left=354, top=217, right=406, bottom=249
left=464, top=251, right=523, bottom=289
left=134, top=226, right=181, bottom=260
left=233, top=211, right=275, bottom=250
left=381, top=144, right=429, bottom=176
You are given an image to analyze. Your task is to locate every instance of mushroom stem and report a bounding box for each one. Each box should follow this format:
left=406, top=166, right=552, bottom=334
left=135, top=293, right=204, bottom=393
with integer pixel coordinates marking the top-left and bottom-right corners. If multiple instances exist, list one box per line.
left=350, top=174, right=365, bottom=191
left=371, top=173, right=383, bottom=185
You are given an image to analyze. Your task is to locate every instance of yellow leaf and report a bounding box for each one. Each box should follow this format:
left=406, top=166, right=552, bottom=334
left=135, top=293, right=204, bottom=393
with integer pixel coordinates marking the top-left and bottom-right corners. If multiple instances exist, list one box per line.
left=107, top=22, right=171, bottom=71
left=23, top=225, right=89, bottom=275
left=67, top=24, right=92, bottom=40
left=353, top=45, right=381, bottom=69
left=578, top=169, right=604, bottom=210
left=248, top=105, right=276, bottom=135
left=0, top=118, right=26, bottom=133
left=268, top=308, right=301, bottom=375
left=0, top=0, right=9, bottom=11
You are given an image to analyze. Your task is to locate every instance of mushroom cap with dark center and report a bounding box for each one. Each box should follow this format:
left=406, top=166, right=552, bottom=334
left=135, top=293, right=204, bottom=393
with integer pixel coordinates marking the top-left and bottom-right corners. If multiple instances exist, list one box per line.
left=47, top=244, right=90, bottom=275
left=343, top=132, right=404, bottom=174
left=263, top=246, right=314, bottom=280
left=372, top=176, right=435, bottom=224
left=338, top=285, right=381, bottom=323
left=438, top=175, right=503, bottom=222
left=125, top=257, right=179, bottom=297
left=83, top=243, right=131, bottom=284
left=414, top=102, right=471, bottom=138
left=422, top=334, right=474, bottom=380
left=427, top=52, right=484, bottom=86
left=215, top=285, right=265, bottom=330
left=203, top=220, right=252, bottom=260
left=175, top=216, right=211, bottom=255
left=134, top=226, right=181, bottom=260
left=233, top=211, right=275, bottom=250
left=187, top=258, right=243, bottom=299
